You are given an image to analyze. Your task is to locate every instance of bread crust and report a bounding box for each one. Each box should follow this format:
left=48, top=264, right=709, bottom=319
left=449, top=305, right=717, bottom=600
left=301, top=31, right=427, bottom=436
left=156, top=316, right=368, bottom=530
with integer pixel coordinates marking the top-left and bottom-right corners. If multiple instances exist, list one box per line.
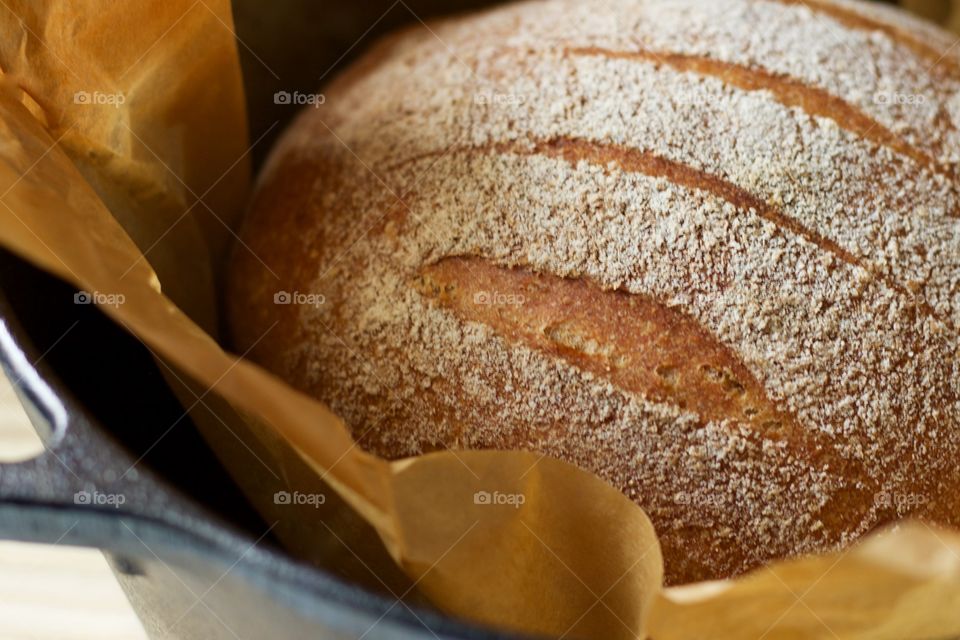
left=227, top=0, right=960, bottom=584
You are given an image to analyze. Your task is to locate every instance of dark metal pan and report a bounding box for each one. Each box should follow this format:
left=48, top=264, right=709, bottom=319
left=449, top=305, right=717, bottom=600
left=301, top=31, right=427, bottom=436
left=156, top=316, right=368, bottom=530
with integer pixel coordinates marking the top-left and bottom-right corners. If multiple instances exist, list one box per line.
left=0, top=248, right=535, bottom=639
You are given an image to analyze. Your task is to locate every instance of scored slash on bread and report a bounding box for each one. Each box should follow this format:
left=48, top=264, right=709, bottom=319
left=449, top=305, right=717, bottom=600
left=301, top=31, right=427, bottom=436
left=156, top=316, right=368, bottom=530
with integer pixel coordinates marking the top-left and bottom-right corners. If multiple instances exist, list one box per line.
left=227, top=0, right=960, bottom=583
left=416, top=255, right=802, bottom=439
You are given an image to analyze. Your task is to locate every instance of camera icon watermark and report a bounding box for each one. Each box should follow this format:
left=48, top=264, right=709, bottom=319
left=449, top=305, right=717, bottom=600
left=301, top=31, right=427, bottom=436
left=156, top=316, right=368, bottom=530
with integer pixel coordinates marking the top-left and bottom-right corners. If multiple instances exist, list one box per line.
left=875, top=491, right=928, bottom=509
left=473, top=490, right=525, bottom=509
left=74, top=290, right=126, bottom=308
left=473, top=92, right=526, bottom=107
left=273, top=290, right=325, bottom=307
left=873, top=91, right=926, bottom=106
left=73, top=90, right=126, bottom=108
left=74, top=490, right=126, bottom=508
left=472, top=290, right=525, bottom=307
left=673, top=492, right=724, bottom=508
left=273, top=90, right=326, bottom=108
left=273, top=490, right=326, bottom=508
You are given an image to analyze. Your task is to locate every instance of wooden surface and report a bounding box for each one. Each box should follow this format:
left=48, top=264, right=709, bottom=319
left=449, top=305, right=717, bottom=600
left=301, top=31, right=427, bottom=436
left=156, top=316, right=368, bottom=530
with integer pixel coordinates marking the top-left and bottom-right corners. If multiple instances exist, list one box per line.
left=0, top=372, right=148, bottom=640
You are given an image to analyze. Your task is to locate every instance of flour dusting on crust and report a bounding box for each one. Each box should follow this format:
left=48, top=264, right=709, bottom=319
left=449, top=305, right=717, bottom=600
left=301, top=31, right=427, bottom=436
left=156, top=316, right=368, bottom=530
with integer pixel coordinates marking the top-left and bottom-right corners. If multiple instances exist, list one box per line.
left=228, top=0, right=960, bottom=583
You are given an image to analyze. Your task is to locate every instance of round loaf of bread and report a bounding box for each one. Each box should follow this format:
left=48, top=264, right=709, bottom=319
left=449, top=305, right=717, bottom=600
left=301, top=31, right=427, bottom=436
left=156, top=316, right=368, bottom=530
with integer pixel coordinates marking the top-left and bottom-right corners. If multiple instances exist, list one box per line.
left=227, top=0, right=960, bottom=584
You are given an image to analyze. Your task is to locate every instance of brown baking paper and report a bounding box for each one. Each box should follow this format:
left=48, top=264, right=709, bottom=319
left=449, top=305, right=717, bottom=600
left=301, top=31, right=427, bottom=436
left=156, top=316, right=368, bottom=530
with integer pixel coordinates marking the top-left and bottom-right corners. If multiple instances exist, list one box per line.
left=0, top=2, right=958, bottom=639
left=648, top=521, right=960, bottom=639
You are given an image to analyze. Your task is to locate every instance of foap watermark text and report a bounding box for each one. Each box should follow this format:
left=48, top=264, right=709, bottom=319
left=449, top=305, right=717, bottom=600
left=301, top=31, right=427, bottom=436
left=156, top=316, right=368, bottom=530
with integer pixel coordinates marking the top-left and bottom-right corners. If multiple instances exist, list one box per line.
left=274, top=291, right=325, bottom=307
left=274, top=490, right=326, bottom=508
left=74, top=91, right=125, bottom=108
left=474, top=490, right=525, bottom=509
left=74, top=290, right=125, bottom=307
left=274, top=90, right=326, bottom=108
left=74, top=490, right=126, bottom=508
left=473, top=291, right=525, bottom=307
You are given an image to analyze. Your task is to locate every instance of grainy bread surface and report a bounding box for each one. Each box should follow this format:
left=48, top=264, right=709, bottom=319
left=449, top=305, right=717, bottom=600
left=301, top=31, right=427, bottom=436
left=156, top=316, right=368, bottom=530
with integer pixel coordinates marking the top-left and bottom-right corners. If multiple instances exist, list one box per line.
left=227, top=0, right=960, bottom=584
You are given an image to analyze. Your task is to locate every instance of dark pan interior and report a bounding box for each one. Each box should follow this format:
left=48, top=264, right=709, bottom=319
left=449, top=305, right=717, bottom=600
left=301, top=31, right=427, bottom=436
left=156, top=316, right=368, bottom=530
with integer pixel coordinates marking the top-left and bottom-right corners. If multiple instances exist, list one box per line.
left=0, top=247, right=269, bottom=536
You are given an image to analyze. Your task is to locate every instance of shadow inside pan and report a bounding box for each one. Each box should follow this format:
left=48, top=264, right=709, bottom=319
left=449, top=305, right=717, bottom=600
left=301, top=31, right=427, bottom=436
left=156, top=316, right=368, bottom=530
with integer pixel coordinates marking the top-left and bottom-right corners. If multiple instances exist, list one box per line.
left=0, top=247, right=269, bottom=538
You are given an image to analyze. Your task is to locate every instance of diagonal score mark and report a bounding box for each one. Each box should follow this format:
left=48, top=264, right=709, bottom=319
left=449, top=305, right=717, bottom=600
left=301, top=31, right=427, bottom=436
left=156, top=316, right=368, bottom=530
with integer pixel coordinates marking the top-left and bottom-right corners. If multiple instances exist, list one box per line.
left=118, top=320, right=278, bottom=480
left=263, top=137, right=540, bottom=482
left=308, top=130, right=506, bottom=317
left=3, top=18, right=633, bottom=640
left=308, top=0, right=867, bottom=303
left=786, top=0, right=960, bottom=81
left=229, top=0, right=481, bottom=288
left=792, top=0, right=934, bottom=155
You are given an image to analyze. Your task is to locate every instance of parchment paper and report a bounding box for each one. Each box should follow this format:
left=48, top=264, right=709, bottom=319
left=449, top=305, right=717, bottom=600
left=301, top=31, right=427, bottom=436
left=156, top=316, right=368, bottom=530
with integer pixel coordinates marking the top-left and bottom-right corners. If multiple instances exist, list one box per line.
left=0, top=2, right=957, bottom=639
